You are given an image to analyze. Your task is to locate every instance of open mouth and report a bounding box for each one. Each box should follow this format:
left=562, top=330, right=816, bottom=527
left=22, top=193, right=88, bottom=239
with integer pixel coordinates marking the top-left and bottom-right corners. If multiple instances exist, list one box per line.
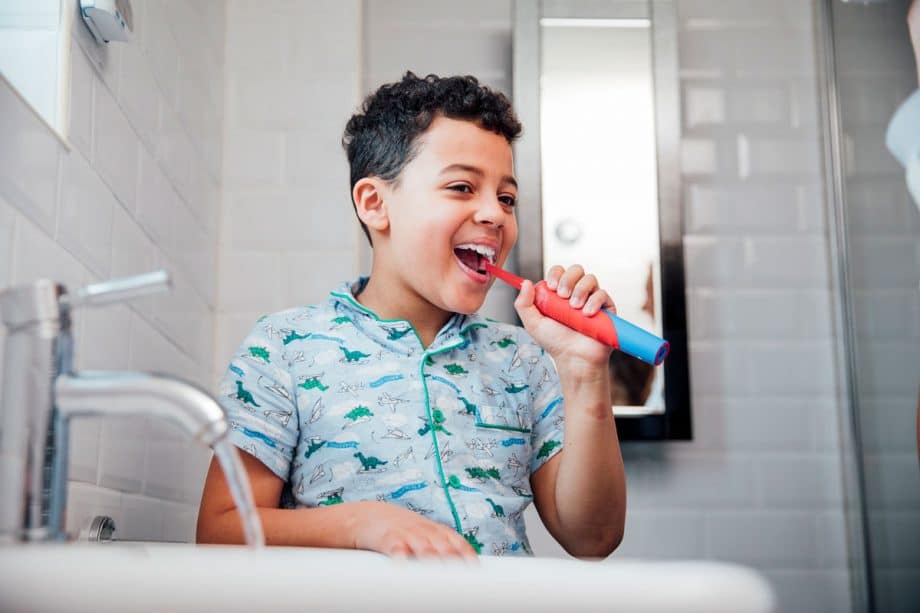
left=453, top=244, right=496, bottom=277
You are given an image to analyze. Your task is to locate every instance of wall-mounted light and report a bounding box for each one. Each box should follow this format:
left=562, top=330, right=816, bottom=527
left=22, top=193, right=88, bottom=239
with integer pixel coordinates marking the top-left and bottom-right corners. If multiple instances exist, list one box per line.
left=79, top=0, right=133, bottom=45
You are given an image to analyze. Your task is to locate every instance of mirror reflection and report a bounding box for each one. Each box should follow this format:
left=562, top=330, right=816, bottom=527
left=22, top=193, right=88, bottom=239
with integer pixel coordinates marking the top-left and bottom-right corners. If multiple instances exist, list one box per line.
left=539, top=16, right=665, bottom=415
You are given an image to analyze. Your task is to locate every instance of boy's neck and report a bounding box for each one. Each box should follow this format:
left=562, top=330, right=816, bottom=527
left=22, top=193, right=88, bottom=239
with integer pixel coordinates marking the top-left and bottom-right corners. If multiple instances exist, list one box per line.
left=354, top=273, right=453, bottom=349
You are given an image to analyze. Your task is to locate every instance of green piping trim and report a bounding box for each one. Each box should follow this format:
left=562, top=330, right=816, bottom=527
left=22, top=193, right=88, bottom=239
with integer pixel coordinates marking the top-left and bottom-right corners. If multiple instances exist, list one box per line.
left=458, top=320, right=488, bottom=335
left=331, top=290, right=476, bottom=351
left=331, top=286, right=479, bottom=534
left=420, top=339, right=464, bottom=535
left=474, top=422, right=532, bottom=434
left=330, top=290, right=425, bottom=347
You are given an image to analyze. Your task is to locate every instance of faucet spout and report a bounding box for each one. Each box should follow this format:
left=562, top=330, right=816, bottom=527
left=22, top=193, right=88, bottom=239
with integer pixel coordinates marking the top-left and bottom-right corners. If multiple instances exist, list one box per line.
left=55, top=373, right=228, bottom=445
left=52, top=373, right=264, bottom=547
left=1, top=273, right=263, bottom=547
left=45, top=373, right=230, bottom=540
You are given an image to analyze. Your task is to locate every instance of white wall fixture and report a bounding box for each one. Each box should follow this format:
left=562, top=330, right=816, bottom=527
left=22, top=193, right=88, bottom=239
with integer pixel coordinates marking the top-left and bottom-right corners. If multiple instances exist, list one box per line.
left=79, top=0, right=132, bottom=45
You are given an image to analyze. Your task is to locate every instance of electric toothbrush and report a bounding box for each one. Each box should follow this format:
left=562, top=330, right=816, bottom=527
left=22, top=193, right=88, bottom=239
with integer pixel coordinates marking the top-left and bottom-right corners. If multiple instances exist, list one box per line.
left=484, top=262, right=670, bottom=366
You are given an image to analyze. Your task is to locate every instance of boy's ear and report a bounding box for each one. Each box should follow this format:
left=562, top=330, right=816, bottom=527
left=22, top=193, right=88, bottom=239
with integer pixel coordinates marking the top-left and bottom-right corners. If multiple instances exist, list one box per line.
left=352, top=177, right=390, bottom=234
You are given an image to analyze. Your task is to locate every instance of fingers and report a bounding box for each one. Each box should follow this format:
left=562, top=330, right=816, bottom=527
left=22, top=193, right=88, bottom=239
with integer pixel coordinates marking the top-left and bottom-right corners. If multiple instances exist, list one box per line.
left=387, top=542, right=412, bottom=559
left=567, top=273, right=597, bottom=309
left=366, top=503, right=479, bottom=561
left=545, top=265, right=617, bottom=316
left=583, top=289, right=616, bottom=316
left=513, top=279, right=542, bottom=330
left=545, top=264, right=566, bottom=290
left=448, top=530, right=479, bottom=560
left=548, top=264, right=583, bottom=297
left=409, top=533, right=477, bottom=560
left=406, top=533, right=440, bottom=558
left=384, top=526, right=477, bottom=560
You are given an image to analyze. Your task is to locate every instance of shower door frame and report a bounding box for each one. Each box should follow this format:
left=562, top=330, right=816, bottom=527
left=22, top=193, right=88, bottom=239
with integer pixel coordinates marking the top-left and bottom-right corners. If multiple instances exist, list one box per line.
left=814, top=0, right=875, bottom=610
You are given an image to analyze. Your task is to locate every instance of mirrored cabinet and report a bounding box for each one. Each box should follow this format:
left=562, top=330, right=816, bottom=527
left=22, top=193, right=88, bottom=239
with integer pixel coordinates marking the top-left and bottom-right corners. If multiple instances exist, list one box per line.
left=513, top=0, right=691, bottom=440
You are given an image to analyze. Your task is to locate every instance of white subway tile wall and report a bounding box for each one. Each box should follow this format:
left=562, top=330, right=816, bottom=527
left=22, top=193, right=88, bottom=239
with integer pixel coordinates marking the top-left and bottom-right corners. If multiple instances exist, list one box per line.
left=0, top=1, right=226, bottom=542
left=616, top=4, right=851, bottom=610
left=57, top=148, right=115, bottom=278
left=68, top=38, right=94, bottom=160
left=519, top=2, right=849, bottom=612
left=0, top=197, right=15, bottom=289
left=361, top=0, right=517, bottom=320
left=215, top=0, right=363, bottom=385
left=92, top=77, right=139, bottom=212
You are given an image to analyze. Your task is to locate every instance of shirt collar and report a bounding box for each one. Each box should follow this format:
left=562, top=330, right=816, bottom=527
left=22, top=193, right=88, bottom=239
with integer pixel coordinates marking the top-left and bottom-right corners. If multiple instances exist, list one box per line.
left=329, top=277, right=470, bottom=353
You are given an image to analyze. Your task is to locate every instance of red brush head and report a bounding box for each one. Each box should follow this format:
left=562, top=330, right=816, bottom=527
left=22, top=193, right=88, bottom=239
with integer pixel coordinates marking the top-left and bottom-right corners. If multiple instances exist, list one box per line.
left=485, top=261, right=524, bottom=290
left=483, top=262, right=524, bottom=291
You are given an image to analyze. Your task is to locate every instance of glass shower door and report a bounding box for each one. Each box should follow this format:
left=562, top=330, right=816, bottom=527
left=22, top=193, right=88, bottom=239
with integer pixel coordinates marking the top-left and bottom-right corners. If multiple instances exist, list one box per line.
left=824, top=0, right=920, bottom=610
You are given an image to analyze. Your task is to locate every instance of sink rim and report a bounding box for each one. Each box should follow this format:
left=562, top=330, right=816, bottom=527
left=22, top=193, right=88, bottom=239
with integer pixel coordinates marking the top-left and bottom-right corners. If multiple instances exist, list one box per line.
left=0, top=543, right=776, bottom=613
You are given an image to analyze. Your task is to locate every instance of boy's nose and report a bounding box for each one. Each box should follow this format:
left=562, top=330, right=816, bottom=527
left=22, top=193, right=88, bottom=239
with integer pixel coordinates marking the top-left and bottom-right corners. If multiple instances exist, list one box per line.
left=473, top=198, right=507, bottom=228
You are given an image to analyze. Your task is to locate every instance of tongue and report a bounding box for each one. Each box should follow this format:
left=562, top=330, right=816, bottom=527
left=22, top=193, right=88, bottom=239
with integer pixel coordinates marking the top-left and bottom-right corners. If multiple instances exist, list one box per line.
left=455, top=248, right=485, bottom=273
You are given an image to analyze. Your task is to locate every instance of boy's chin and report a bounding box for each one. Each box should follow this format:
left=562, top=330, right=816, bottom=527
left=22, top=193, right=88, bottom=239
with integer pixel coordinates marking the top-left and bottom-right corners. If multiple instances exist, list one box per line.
left=443, top=291, right=488, bottom=315
left=449, top=300, right=486, bottom=316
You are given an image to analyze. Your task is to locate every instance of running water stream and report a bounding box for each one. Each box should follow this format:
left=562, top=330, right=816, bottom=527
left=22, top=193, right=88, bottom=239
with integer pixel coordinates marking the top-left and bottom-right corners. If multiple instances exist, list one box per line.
left=212, top=440, right=265, bottom=548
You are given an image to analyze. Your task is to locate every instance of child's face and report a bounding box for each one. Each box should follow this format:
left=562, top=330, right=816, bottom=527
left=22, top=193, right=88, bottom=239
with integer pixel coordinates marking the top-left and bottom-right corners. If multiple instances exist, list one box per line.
left=381, top=116, right=518, bottom=315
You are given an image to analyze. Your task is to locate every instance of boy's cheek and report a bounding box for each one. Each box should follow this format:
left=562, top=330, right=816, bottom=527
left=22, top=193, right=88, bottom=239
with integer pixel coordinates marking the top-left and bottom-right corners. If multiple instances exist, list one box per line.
left=502, top=230, right=519, bottom=260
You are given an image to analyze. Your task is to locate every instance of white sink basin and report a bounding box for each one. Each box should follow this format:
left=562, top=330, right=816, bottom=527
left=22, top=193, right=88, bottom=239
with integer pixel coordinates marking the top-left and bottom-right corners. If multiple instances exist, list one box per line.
left=0, top=543, right=775, bottom=612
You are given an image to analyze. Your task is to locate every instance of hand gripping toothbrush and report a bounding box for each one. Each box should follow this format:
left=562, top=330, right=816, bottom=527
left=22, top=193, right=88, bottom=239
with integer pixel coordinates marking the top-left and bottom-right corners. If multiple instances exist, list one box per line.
left=484, top=262, right=670, bottom=366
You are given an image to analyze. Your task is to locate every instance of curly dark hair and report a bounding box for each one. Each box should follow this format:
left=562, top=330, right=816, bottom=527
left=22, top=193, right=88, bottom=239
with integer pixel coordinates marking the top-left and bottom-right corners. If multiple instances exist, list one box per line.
left=342, top=72, right=522, bottom=245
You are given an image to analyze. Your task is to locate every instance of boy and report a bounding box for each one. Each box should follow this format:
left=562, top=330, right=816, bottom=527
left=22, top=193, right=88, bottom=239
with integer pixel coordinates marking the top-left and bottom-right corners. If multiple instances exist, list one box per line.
left=197, top=73, right=626, bottom=558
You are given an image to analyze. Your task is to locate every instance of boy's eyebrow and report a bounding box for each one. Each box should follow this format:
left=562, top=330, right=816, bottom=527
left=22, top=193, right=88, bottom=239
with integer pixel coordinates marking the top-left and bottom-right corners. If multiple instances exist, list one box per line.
left=439, top=164, right=518, bottom=190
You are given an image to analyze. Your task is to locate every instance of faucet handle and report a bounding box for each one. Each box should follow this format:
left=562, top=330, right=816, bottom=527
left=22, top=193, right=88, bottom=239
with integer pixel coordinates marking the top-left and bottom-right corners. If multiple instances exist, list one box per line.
left=62, top=270, right=171, bottom=309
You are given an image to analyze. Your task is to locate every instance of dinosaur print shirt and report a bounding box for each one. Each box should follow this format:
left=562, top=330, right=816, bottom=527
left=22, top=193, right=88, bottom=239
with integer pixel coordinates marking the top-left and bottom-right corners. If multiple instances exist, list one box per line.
left=218, top=278, right=565, bottom=556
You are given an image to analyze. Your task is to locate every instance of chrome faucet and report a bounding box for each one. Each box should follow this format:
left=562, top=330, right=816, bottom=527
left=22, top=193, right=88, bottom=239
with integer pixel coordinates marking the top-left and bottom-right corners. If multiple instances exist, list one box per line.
left=0, top=272, right=263, bottom=546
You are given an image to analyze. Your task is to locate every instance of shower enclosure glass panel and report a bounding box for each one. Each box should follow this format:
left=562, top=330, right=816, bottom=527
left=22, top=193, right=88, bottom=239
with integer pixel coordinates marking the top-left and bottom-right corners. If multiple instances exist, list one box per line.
left=825, top=0, right=920, bottom=610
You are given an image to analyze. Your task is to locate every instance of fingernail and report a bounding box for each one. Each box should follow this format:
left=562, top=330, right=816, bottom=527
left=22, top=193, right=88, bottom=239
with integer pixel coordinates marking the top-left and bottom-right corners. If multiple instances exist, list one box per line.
left=558, top=284, right=568, bottom=297
left=547, top=278, right=557, bottom=289
left=569, top=294, right=581, bottom=308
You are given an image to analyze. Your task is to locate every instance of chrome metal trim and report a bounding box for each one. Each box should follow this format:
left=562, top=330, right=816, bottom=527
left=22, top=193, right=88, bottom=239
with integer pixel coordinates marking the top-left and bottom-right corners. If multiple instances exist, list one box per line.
left=62, top=270, right=170, bottom=309
left=55, top=373, right=229, bottom=446
left=814, top=1, right=873, bottom=609
left=646, top=0, right=693, bottom=439
left=512, top=0, right=543, bottom=282
left=50, top=372, right=229, bottom=538
left=0, top=280, right=64, bottom=541
left=85, top=515, right=116, bottom=543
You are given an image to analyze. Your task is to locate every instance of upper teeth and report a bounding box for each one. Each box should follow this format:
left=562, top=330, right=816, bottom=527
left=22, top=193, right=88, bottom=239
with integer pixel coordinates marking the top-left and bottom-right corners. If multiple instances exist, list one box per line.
left=456, top=243, right=496, bottom=263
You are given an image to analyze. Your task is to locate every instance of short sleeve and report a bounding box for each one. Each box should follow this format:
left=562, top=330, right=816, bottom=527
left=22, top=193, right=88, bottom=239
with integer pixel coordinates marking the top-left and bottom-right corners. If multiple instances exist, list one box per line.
left=886, top=89, right=920, bottom=211
left=217, top=317, right=299, bottom=480
left=886, top=89, right=920, bottom=168
left=517, top=333, right=565, bottom=473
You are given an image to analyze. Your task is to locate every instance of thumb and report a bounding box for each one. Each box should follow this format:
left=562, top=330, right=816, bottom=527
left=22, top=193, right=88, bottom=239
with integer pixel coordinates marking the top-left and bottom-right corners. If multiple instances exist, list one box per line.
left=514, top=280, right=543, bottom=329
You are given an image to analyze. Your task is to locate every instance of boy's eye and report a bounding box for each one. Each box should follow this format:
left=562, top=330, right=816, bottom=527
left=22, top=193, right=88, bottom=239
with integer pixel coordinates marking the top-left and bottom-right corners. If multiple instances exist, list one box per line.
left=447, top=183, right=515, bottom=207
